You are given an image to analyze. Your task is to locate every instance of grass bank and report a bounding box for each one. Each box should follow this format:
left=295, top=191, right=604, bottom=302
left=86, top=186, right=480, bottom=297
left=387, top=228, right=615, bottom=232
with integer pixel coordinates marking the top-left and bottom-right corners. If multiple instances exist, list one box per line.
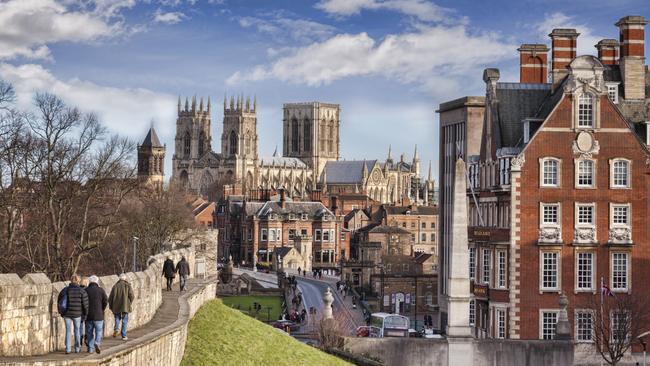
left=221, top=295, right=282, bottom=322
left=181, top=299, right=351, bottom=366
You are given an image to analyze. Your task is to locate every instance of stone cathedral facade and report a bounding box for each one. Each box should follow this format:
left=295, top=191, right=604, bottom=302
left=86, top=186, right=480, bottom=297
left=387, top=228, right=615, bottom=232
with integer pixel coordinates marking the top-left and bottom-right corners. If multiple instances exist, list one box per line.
left=170, top=95, right=429, bottom=204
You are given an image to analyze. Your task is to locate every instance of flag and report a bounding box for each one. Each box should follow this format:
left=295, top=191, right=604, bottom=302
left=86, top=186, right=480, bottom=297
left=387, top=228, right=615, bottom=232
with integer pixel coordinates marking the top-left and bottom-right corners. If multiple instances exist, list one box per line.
left=601, top=283, right=615, bottom=297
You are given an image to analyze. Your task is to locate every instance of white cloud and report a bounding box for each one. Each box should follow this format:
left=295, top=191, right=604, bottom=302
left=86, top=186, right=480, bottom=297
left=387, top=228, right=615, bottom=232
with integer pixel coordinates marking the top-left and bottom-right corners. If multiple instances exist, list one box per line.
left=535, top=12, right=604, bottom=56
left=0, top=63, right=177, bottom=141
left=227, top=24, right=515, bottom=93
left=315, top=0, right=450, bottom=22
left=154, top=9, right=187, bottom=24
left=236, top=15, right=336, bottom=43
left=0, top=0, right=134, bottom=61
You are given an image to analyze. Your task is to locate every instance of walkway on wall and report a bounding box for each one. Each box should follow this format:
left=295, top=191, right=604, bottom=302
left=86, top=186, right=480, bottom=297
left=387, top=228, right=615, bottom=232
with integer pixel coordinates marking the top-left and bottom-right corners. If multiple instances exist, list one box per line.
left=0, top=277, right=211, bottom=365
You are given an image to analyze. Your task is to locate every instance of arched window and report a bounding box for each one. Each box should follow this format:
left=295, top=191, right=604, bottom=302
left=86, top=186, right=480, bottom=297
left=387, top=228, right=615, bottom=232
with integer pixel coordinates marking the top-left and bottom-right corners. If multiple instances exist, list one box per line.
left=578, top=94, right=594, bottom=128
left=541, top=158, right=560, bottom=187
left=291, top=118, right=299, bottom=152
left=198, top=131, right=205, bottom=157
left=303, top=120, right=311, bottom=151
left=183, top=132, right=191, bottom=157
left=229, top=131, right=238, bottom=155
left=577, top=160, right=595, bottom=187
left=329, top=122, right=334, bottom=153
left=611, top=159, right=630, bottom=188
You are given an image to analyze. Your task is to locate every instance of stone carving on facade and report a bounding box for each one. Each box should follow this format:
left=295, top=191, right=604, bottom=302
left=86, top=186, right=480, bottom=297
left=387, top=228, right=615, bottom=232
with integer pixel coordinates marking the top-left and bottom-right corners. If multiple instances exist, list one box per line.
left=538, top=227, right=561, bottom=243
left=574, top=227, right=596, bottom=243
left=511, top=153, right=525, bottom=171
left=608, top=227, right=632, bottom=244
left=572, top=131, right=600, bottom=159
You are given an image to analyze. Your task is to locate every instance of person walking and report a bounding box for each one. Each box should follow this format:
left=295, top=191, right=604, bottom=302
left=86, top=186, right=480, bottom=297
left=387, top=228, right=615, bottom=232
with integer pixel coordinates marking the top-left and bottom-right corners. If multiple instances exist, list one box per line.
left=79, top=276, right=89, bottom=347
left=175, top=256, right=190, bottom=291
left=85, top=275, right=108, bottom=354
left=162, top=256, right=175, bottom=291
left=57, top=274, right=89, bottom=354
left=109, top=273, right=134, bottom=341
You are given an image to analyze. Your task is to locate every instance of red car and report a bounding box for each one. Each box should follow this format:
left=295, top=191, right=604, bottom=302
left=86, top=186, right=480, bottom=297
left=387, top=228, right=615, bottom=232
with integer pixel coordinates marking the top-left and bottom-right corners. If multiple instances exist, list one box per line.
left=272, top=320, right=300, bottom=332
left=356, top=326, right=370, bottom=337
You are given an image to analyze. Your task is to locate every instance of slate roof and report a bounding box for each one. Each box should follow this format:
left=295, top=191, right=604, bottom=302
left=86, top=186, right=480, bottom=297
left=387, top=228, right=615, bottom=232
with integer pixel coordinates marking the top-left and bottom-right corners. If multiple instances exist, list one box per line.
left=256, top=201, right=334, bottom=219
left=259, top=156, right=307, bottom=168
left=323, top=160, right=376, bottom=184
left=496, top=82, right=551, bottom=148
left=141, top=127, right=163, bottom=147
left=384, top=205, right=438, bottom=216
left=274, top=247, right=294, bottom=258
left=369, top=225, right=411, bottom=234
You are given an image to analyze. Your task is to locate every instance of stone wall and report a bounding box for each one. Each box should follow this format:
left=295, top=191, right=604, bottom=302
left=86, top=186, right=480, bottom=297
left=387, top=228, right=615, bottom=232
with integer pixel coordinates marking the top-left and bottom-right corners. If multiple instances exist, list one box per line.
left=343, top=337, right=574, bottom=366
left=0, top=248, right=195, bottom=357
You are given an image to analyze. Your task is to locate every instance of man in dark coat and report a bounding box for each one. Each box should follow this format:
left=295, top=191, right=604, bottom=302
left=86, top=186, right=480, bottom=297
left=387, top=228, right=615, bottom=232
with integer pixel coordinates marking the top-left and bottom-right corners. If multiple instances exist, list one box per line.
left=162, top=256, right=175, bottom=291
left=84, top=275, right=108, bottom=354
left=175, top=256, right=190, bottom=291
left=109, top=273, right=134, bottom=340
left=57, top=274, right=89, bottom=354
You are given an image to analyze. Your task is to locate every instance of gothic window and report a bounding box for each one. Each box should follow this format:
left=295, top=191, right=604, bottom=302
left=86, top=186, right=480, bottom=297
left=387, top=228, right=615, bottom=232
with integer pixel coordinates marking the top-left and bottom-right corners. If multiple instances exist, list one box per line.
left=184, top=132, right=191, bottom=157
left=292, top=118, right=299, bottom=153
left=229, top=131, right=238, bottom=155
left=578, top=94, right=594, bottom=128
left=303, top=120, right=311, bottom=151
left=329, top=122, right=334, bottom=153
left=198, top=131, right=205, bottom=157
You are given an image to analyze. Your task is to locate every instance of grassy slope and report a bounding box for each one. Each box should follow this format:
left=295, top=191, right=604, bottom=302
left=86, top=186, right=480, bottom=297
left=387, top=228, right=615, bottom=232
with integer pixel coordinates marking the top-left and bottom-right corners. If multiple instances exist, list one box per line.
left=181, top=299, right=351, bottom=366
left=221, top=295, right=282, bottom=322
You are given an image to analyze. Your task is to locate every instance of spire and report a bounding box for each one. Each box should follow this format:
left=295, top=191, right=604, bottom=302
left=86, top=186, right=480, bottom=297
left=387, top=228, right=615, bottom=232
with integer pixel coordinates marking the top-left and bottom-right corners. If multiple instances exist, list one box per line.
left=253, top=95, right=257, bottom=111
left=191, top=95, right=196, bottom=112
left=428, top=160, right=432, bottom=181
left=199, top=97, right=204, bottom=112
left=185, top=97, right=189, bottom=111
left=177, top=96, right=181, bottom=114
left=362, top=160, right=368, bottom=179
left=387, top=145, right=392, bottom=161
left=246, top=96, right=250, bottom=111
left=141, top=126, right=162, bottom=147
left=223, top=94, right=227, bottom=111
left=230, top=96, right=235, bottom=110
left=413, top=144, right=419, bottom=161
left=207, top=97, right=211, bottom=113
left=273, top=145, right=278, bottom=157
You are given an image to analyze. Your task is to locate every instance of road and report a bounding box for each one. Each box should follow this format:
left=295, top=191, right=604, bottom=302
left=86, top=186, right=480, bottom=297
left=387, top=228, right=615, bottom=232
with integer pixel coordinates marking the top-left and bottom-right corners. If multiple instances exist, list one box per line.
left=297, top=276, right=364, bottom=336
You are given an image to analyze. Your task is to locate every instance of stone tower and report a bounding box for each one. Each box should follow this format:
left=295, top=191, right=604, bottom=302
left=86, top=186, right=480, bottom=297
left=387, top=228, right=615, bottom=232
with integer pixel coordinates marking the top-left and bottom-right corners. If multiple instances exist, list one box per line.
left=172, top=96, right=212, bottom=189
left=221, top=94, right=258, bottom=186
left=138, top=126, right=165, bottom=189
left=282, top=102, right=340, bottom=184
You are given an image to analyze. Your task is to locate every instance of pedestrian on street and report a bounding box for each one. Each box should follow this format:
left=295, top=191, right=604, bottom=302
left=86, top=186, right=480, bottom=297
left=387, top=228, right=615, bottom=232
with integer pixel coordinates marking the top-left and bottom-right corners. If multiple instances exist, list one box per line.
left=318, top=270, right=322, bottom=279
left=302, top=269, right=306, bottom=276
left=175, top=256, right=190, bottom=291
left=79, top=276, right=90, bottom=347
left=109, top=273, right=134, bottom=340
left=162, top=256, right=175, bottom=291
left=297, top=266, right=301, bottom=275
left=85, top=275, right=108, bottom=354
left=57, top=274, right=89, bottom=354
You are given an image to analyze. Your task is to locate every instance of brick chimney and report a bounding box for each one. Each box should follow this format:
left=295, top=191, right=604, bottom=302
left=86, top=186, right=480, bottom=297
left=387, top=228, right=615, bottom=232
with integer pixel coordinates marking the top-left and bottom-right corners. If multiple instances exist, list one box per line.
left=549, top=28, right=579, bottom=87
left=595, top=39, right=619, bottom=65
left=518, top=44, right=549, bottom=83
left=616, top=16, right=647, bottom=100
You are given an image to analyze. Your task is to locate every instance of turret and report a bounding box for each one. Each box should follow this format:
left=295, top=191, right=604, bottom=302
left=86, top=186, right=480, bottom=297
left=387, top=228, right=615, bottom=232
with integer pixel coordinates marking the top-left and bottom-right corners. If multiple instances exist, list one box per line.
left=412, top=144, right=420, bottom=176
left=177, top=96, right=181, bottom=114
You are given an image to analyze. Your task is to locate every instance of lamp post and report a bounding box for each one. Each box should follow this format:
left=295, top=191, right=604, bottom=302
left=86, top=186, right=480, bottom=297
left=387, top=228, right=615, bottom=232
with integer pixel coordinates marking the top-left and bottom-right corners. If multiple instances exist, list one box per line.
left=132, top=236, right=139, bottom=272
left=639, top=331, right=650, bottom=366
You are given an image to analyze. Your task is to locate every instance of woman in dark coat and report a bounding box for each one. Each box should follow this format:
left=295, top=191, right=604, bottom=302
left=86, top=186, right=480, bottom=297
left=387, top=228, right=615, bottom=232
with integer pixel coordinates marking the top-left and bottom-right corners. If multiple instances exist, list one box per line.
left=162, top=257, right=175, bottom=291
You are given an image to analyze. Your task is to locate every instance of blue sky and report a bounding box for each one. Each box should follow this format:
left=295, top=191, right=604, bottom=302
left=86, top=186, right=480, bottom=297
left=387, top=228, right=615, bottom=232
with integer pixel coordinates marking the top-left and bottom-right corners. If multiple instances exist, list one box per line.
left=0, top=0, right=648, bottom=182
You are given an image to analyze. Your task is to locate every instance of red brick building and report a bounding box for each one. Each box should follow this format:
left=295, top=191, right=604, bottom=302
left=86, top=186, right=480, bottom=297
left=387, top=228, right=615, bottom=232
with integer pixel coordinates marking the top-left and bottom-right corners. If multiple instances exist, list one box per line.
left=439, top=15, right=650, bottom=350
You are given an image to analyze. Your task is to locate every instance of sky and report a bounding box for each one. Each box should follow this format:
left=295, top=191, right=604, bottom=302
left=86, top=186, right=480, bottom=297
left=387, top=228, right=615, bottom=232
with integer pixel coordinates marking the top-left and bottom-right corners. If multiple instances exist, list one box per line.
left=0, top=0, right=648, bottom=182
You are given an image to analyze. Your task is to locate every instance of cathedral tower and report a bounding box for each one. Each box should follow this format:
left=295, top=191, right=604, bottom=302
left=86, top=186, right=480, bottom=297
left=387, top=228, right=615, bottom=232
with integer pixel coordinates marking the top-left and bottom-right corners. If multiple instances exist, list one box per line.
left=138, top=126, right=165, bottom=189
left=282, top=102, right=340, bottom=184
left=221, top=94, right=259, bottom=186
left=172, top=96, right=211, bottom=189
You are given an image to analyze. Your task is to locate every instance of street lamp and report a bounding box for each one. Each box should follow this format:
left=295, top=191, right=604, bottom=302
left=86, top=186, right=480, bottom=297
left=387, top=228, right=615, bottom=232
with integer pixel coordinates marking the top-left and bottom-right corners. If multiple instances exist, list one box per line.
left=132, top=236, right=140, bottom=272
left=639, top=331, right=650, bottom=366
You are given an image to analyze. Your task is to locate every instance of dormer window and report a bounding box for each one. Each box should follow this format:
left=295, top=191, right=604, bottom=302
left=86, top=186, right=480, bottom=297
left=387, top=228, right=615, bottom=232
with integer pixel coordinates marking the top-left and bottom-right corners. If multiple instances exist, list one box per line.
left=607, top=84, right=619, bottom=104
left=578, top=94, right=594, bottom=128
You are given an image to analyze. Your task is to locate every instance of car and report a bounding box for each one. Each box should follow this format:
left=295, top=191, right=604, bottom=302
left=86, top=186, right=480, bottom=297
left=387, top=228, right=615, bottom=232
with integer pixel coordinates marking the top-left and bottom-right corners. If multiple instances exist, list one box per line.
left=272, top=320, right=300, bottom=332
left=356, top=326, right=370, bottom=337
left=421, top=328, right=443, bottom=339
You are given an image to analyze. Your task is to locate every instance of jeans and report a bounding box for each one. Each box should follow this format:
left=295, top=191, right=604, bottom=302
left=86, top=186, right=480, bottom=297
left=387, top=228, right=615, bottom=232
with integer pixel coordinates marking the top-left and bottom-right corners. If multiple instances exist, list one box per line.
left=180, top=274, right=188, bottom=291
left=114, top=312, right=129, bottom=338
left=86, top=320, right=104, bottom=352
left=64, top=317, right=82, bottom=353
left=166, top=276, right=173, bottom=290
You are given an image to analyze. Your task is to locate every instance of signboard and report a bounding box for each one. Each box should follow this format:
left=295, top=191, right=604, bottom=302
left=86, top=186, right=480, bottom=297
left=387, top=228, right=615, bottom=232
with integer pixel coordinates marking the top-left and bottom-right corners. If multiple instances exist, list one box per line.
left=473, top=284, right=489, bottom=298
left=472, top=229, right=491, bottom=239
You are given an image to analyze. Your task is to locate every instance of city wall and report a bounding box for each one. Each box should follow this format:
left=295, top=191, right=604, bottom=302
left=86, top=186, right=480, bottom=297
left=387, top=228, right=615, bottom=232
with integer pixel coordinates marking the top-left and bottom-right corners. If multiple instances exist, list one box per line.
left=343, top=337, right=574, bottom=366
left=0, top=247, right=195, bottom=357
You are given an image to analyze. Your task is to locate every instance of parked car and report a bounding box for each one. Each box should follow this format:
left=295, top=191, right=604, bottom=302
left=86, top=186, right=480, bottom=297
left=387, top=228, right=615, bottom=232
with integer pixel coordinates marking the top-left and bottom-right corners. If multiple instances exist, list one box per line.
left=356, top=326, right=370, bottom=337
left=272, top=320, right=300, bottom=332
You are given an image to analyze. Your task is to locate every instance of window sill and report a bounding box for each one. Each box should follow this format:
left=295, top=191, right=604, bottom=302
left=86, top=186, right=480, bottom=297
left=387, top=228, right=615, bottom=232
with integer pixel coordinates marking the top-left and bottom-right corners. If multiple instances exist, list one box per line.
left=575, top=186, right=596, bottom=190
left=609, top=186, right=631, bottom=190
left=605, top=242, right=634, bottom=247
left=539, top=289, right=561, bottom=294
left=571, top=242, right=599, bottom=247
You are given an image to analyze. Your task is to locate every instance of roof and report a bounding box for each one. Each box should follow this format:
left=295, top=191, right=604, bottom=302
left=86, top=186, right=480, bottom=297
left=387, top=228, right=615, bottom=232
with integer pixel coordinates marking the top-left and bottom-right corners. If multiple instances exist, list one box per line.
left=496, top=82, right=551, bottom=148
left=415, top=253, right=434, bottom=263
left=323, top=160, right=376, bottom=184
left=384, top=205, right=438, bottom=216
left=344, top=208, right=369, bottom=222
left=274, top=247, right=294, bottom=258
left=259, top=156, right=307, bottom=168
left=256, top=200, right=334, bottom=219
left=369, top=225, right=411, bottom=234
left=141, top=127, right=163, bottom=147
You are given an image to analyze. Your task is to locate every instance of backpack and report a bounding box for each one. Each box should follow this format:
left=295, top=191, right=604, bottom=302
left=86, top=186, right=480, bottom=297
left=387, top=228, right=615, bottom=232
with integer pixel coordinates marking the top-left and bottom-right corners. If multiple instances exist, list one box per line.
left=58, top=286, right=70, bottom=316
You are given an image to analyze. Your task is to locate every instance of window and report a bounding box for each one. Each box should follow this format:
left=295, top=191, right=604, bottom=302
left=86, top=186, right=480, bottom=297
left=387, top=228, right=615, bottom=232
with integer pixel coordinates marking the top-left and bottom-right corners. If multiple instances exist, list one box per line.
left=421, top=233, right=426, bottom=242
left=402, top=222, right=406, bottom=228
left=315, top=229, right=322, bottom=241
left=611, top=252, right=629, bottom=291
left=184, top=132, right=191, bottom=156
left=577, top=160, right=595, bottom=187
left=496, top=309, right=506, bottom=339
left=303, top=121, right=311, bottom=151
left=576, top=204, right=595, bottom=226
left=577, top=252, right=594, bottom=291
left=497, top=251, right=507, bottom=288
left=542, top=204, right=559, bottom=225
left=247, top=228, right=252, bottom=240
left=261, top=229, right=268, bottom=241
left=269, top=229, right=277, bottom=241
left=421, top=222, right=426, bottom=229
left=323, top=230, right=330, bottom=242
left=541, top=311, right=558, bottom=340
left=431, top=233, right=436, bottom=242
left=330, top=229, right=335, bottom=242
left=411, top=222, right=416, bottom=228
left=229, top=131, right=238, bottom=155
left=425, top=293, right=433, bottom=306
left=469, top=300, right=476, bottom=326
left=482, top=249, right=491, bottom=285
left=578, top=94, right=594, bottom=128
left=607, top=84, right=619, bottom=104
left=300, top=229, right=308, bottom=236
left=576, top=311, right=593, bottom=342
left=431, top=222, right=435, bottom=229
left=541, top=159, right=560, bottom=187
left=541, top=251, right=559, bottom=291
left=611, top=160, right=630, bottom=188
left=612, top=312, right=629, bottom=342
left=288, top=229, right=295, bottom=240
left=469, top=248, right=476, bottom=281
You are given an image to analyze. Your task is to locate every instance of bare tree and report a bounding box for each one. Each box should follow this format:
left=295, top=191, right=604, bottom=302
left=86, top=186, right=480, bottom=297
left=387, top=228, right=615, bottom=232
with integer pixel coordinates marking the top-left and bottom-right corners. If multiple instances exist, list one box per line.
left=311, top=310, right=347, bottom=351
left=586, top=292, right=650, bottom=366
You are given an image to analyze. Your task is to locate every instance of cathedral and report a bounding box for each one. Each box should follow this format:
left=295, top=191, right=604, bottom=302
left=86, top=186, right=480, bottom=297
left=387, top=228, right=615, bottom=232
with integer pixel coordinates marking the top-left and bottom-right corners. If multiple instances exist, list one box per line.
left=166, top=94, right=432, bottom=204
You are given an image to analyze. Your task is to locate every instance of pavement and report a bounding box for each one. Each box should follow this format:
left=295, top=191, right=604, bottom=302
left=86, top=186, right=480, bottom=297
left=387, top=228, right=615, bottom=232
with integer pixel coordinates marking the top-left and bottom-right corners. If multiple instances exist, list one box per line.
left=0, top=278, right=208, bottom=365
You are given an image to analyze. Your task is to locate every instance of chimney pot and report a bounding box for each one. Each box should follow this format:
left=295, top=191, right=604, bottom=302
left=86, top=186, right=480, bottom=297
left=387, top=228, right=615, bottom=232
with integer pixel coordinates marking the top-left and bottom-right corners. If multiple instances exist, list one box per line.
left=517, top=44, right=549, bottom=83
left=595, top=39, right=620, bottom=66
left=549, top=28, right=580, bottom=87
